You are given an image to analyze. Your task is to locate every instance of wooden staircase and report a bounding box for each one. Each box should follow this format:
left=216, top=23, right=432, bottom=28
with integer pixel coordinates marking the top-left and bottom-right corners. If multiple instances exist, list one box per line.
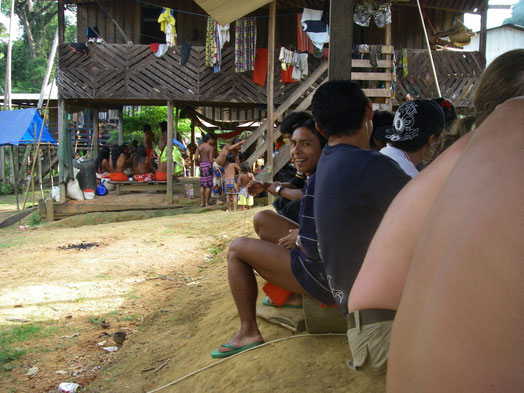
left=242, top=45, right=395, bottom=181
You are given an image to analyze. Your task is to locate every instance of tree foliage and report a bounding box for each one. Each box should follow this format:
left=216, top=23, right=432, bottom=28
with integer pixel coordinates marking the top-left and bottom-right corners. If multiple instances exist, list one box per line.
left=504, top=0, right=524, bottom=25
left=0, top=1, right=76, bottom=93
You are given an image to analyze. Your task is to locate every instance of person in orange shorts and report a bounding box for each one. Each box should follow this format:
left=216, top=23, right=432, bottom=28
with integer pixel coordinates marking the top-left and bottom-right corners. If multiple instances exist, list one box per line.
left=109, top=145, right=128, bottom=182
left=133, top=146, right=154, bottom=182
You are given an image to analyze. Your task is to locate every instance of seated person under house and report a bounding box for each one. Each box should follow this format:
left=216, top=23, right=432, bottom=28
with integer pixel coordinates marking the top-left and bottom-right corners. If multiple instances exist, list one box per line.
left=311, top=80, right=410, bottom=376
left=133, top=146, right=155, bottom=182
left=95, top=146, right=111, bottom=179
left=109, top=145, right=128, bottom=182
left=211, top=112, right=330, bottom=358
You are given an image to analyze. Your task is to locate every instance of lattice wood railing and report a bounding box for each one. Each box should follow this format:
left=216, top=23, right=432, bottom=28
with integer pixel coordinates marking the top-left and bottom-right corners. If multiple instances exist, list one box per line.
left=57, top=43, right=324, bottom=110
left=394, top=49, right=484, bottom=108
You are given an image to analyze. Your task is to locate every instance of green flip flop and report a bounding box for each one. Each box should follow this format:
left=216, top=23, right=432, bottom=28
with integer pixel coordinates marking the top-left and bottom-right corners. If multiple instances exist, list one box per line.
left=262, top=296, right=303, bottom=309
left=211, top=341, right=264, bottom=358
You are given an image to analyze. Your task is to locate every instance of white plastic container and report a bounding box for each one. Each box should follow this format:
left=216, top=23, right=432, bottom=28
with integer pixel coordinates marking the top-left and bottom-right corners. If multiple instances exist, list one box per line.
left=83, top=189, right=95, bottom=200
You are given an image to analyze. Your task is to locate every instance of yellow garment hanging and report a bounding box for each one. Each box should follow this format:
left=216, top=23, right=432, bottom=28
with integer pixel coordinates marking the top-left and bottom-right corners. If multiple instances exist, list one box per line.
left=158, top=8, right=176, bottom=46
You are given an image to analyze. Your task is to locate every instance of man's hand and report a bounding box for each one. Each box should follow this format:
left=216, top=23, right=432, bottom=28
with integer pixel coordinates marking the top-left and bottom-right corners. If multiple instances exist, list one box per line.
left=247, top=181, right=266, bottom=195
left=278, top=229, right=299, bottom=250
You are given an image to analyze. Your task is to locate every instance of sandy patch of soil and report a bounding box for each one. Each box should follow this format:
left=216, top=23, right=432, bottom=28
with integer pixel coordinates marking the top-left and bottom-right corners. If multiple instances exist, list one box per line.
left=0, top=204, right=381, bottom=393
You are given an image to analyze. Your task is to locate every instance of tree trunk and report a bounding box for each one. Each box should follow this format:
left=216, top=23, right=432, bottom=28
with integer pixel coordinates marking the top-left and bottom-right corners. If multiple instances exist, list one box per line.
left=19, top=7, right=37, bottom=59
left=4, top=0, right=15, bottom=110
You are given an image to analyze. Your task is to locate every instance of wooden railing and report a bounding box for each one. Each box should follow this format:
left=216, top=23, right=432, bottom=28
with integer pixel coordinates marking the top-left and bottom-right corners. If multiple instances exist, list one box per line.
left=394, top=49, right=484, bottom=107
left=57, top=43, right=324, bottom=109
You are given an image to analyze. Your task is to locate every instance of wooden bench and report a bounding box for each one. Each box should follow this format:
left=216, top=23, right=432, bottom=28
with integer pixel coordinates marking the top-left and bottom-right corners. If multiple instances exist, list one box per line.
left=108, top=180, right=169, bottom=196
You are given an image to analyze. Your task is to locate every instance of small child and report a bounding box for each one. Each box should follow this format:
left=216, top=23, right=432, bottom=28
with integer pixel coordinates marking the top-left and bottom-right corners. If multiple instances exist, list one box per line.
left=223, top=153, right=240, bottom=212
left=237, top=162, right=255, bottom=211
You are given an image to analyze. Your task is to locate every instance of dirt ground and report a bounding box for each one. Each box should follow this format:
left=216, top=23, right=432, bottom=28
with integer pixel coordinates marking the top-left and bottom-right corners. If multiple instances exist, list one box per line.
left=0, top=193, right=383, bottom=393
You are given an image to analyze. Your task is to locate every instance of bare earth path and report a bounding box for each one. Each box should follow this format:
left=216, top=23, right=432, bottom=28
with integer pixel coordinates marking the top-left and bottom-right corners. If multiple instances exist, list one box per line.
left=0, top=206, right=381, bottom=393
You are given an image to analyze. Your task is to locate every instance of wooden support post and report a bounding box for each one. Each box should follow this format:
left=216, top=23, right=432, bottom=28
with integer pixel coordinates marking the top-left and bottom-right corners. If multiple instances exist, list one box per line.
left=166, top=101, right=174, bottom=204
left=58, top=0, right=65, bottom=44
left=479, top=5, right=488, bottom=66
left=118, top=108, right=124, bottom=145
left=58, top=98, right=66, bottom=202
left=266, top=1, right=276, bottom=191
left=37, top=148, right=44, bottom=199
left=0, top=148, right=5, bottom=183
left=10, top=146, right=19, bottom=211
left=45, top=198, right=54, bottom=222
left=384, top=23, right=392, bottom=107
left=190, top=119, right=195, bottom=177
left=329, top=0, right=354, bottom=80
left=92, top=108, right=99, bottom=159
left=3, top=0, right=15, bottom=111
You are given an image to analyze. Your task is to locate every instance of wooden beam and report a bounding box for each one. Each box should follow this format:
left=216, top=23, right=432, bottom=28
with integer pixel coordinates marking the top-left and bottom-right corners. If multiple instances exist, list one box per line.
left=329, top=0, right=354, bottom=80
left=190, top=119, right=195, bottom=176
left=92, top=108, right=99, bottom=159
left=117, top=108, right=124, bottom=145
left=479, top=6, right=488, bottom=65
left=58, top=0, right=65, bottom=44
left=385, top=23, right=393, bottom=106
left=166, top=101, right=174, bottom=204
left=58, top=98, right=66, bottom=202
left=266, top=1, right=276, bottom=189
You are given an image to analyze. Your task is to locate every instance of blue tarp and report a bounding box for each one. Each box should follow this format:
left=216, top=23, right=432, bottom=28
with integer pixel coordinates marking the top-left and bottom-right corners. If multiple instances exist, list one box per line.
left=0, top=108, right=56, bottom=146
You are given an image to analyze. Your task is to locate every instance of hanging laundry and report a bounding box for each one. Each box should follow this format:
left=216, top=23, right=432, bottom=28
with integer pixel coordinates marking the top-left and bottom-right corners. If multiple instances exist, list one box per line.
left=205, top=17, right=215, bottom=67
left=354, top=1, right=392, bottom=28
left=291, top=53, right=308, bottom=80
left=301, top=8, right=329, bottom=50
left=399, top=48, right=408, bottom=78
left=253, top=48, right=268, bottom=86
left=281, top=66, right=297, bottom=84
left=218, top=24, right=230, bottom=49
left=369, top=45, right=382, bottom=67
left=70, top=43, right=89, bottom=56
left=148, top=43, right=169, bottom=57
left=296, top=14, right=315, bottom=53
left=158, top=8, right=176, bottom=47
left=86, top=26, right=100, bottom=42
left=235, top=17, right=257, bottom=72
left=279, top=47, right=294, bottom=69
left=205, top=17, right=221, bottom=72
left=180, top=44, right=192, bottom=66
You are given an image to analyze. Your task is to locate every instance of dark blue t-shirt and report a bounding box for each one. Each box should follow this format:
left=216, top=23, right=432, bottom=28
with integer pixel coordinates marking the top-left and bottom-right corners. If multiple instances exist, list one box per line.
left=297, top=172, right=320, bottom=261
left=314, top=144, right=410, bottom=314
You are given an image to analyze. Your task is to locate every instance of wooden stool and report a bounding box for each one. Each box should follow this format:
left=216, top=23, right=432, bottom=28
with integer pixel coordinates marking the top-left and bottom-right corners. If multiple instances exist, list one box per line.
left=303, top=295, right=347, bottom=334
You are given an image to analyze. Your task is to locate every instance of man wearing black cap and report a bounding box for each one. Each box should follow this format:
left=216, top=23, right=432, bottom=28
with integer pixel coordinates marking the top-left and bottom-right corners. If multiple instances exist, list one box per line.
left=380, top=100, right=445, bottom=178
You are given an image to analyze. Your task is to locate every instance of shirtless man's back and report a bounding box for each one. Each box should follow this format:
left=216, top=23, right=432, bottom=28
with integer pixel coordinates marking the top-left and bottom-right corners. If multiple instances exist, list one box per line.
left=215, top=139, right=245, bottom=167
left=387, top=98, right=524, bottom=393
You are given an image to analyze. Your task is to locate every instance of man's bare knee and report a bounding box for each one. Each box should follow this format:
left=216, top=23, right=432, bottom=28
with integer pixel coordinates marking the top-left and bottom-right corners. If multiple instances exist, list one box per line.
left=228, top=237, right=250, bottom=259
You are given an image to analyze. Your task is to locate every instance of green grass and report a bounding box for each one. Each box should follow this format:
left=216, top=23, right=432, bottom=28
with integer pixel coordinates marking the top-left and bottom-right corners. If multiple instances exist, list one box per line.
left=0, top=322, right=60, bottom=372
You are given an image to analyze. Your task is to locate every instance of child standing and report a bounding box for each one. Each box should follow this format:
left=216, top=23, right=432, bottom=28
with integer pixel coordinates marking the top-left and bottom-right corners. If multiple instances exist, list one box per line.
left=237, top=162, right=255, bottom=211
left=223, top=154, right=240, bottom=212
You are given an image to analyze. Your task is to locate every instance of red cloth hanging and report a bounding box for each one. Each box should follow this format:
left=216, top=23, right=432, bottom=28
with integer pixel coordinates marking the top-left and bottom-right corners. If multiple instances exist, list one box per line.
left=297, top=14, right=315, bottom=53
left=149, top=43, right=160, bottom=53
left=281, top=65, right=297, bottom=84
left=253, top=48, right=268, bottom=86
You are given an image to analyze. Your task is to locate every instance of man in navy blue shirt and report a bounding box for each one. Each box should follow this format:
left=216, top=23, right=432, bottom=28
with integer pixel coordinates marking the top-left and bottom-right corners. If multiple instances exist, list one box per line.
left=312, top=80, right=410, bottom=375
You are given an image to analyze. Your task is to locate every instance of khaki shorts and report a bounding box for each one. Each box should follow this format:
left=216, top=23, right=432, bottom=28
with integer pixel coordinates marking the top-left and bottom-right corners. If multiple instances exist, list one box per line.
left=347, top=319, right=393, bottom=376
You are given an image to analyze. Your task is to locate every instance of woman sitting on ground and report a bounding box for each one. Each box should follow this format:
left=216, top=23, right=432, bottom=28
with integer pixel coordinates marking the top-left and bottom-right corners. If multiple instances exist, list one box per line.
left=211, top=112, right=332, bottom=358
left=133, top=146, right=155, bottom=183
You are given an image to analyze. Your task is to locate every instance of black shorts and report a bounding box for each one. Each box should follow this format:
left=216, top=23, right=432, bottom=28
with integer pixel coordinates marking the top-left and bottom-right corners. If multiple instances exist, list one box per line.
left=290, top=249, right=335, bottom=305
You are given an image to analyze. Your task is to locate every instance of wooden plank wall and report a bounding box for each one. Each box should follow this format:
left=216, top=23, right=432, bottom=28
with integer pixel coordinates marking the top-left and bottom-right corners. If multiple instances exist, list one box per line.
left=353, top=6, right=461, bottom=49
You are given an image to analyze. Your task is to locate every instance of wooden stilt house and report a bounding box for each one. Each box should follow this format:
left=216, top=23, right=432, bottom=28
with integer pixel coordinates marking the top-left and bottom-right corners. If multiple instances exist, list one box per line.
left=56, top=0, right=488, bottom=193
